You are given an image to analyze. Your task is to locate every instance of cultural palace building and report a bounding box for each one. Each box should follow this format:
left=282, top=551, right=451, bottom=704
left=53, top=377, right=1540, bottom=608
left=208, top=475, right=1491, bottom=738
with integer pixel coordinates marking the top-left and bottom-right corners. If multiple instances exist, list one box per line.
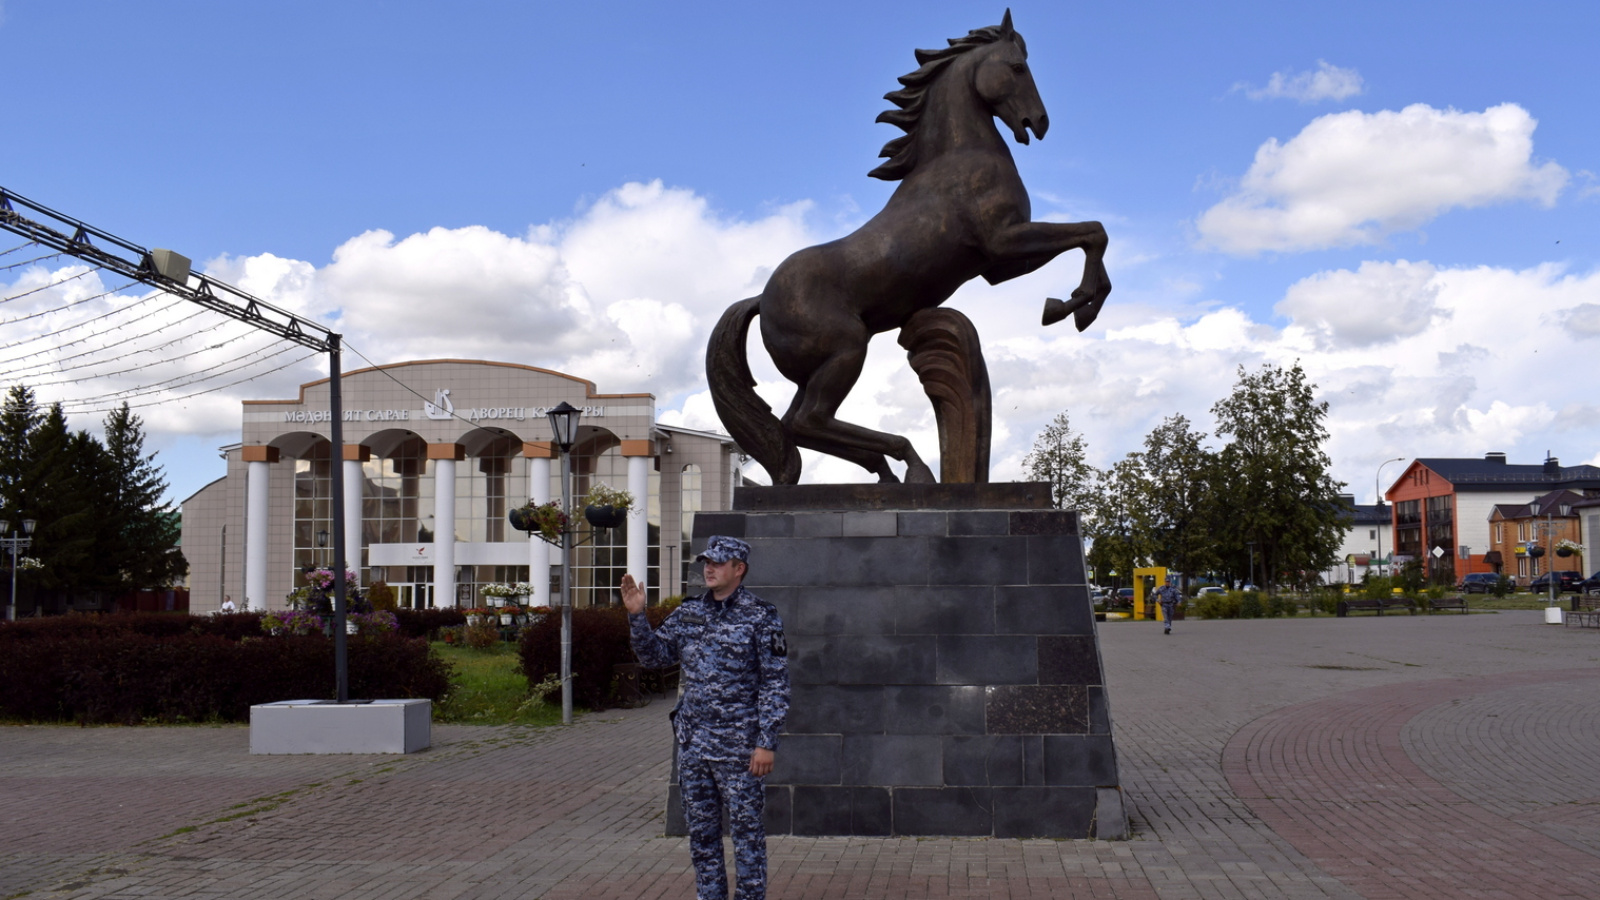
left=180, top=359, right=743, bottom=613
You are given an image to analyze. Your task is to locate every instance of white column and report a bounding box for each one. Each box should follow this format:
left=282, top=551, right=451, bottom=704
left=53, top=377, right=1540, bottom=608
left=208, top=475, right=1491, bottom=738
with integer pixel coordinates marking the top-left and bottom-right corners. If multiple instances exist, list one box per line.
left=627, top=453, right=649, bottom=592
left=245, top=460, right=270, bottom=611
left=343, top=457, right=363, bottom=583
left=435, top=457, right=457, bottom=607
left=529, top=455, right=551, bottom=608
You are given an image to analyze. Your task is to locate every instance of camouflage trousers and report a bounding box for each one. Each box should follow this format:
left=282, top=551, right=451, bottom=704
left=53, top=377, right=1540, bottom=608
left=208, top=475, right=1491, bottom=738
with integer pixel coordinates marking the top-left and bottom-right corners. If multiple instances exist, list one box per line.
left=1160, top=600, right=1178, bottom=632
left=680, top=755, right=767, bottom=900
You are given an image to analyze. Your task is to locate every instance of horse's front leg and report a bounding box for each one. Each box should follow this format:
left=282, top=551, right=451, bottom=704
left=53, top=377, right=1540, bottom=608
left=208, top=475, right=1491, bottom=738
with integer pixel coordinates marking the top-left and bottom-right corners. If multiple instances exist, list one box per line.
left=985, top=220, right=1111, bottom=331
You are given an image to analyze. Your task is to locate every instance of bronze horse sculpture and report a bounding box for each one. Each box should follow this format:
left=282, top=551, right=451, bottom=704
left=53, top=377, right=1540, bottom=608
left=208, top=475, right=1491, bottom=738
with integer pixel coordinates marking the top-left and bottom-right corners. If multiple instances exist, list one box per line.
left=708, top=11, right=1110, bottom=485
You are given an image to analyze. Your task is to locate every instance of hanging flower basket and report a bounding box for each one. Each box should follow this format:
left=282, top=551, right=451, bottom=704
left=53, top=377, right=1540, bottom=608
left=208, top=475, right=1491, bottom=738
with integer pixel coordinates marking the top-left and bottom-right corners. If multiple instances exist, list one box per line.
left=1556, top=540, right=1583, bottom=558
left=585, top=504, right=626, bottom=529
left=581, top=482, right=634, bottom=529
left=508, top=500, right=568, bottom=545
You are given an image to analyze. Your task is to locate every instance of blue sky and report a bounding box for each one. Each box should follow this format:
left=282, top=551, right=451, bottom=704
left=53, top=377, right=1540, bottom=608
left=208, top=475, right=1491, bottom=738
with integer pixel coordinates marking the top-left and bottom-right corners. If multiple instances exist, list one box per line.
left=3, top=0, right=1598, bottom=505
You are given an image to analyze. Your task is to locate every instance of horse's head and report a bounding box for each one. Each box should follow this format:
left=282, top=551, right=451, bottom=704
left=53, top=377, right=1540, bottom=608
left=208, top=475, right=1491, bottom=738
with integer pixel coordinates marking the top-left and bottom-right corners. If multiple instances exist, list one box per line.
left=972, top=10, right=1048, bottom=144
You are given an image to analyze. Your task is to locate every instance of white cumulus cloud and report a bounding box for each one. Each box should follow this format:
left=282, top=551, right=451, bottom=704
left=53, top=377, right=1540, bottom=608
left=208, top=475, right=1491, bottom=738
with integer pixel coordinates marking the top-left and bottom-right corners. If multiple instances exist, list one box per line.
left=1239, top=60, right=1364, bottom=103
left=1197, top=103, right=1569, bottom=255
left=1275, top=259, right=1444, bottom=349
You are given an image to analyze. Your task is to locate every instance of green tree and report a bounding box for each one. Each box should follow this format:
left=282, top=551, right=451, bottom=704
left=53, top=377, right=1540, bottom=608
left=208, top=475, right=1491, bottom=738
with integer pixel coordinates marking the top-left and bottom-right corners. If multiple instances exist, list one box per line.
left=102, top=403, right=186, bottom=590
left=1023, top=411, right=1097, bottom=512
left=1210, top=362, right=1345, bottom=593
left=0, top=385, right=42, bottom=515
left=1084, top=454, right=1148, bottom=588
left=1133, top=414, right=1217, bottom=594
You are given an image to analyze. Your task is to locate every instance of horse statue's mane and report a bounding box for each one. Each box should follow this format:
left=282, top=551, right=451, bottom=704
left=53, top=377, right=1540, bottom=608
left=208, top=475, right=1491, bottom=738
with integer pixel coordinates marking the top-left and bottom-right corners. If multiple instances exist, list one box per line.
left=870, top=21, right=1027, bottom=181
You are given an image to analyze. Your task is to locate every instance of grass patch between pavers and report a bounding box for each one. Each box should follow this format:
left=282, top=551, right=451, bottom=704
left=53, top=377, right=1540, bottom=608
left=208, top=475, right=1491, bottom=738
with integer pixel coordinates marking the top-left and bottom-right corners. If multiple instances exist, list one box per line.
left=433, top=641, right=565, bottom=727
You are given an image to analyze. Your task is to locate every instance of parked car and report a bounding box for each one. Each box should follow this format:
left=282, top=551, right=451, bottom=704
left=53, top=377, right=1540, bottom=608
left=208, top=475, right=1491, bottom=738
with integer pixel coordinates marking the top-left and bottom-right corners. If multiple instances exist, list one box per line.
left=1457, top=573, right=1502, bottom=594
left=1528, top=570, right=1582, bottom=594
left=1195, top=586, right=1226, bottom=597
left=1112, top=587, right=1135, bottom=609
left=1578, top=572, right=1600, bottom=596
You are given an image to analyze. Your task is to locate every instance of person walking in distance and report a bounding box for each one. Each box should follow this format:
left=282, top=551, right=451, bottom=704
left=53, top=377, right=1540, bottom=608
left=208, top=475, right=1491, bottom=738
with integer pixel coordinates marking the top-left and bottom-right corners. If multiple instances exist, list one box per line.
left=1154, top=580, right=1180, bottom=635
left=621, top=536, right=790, bottom=900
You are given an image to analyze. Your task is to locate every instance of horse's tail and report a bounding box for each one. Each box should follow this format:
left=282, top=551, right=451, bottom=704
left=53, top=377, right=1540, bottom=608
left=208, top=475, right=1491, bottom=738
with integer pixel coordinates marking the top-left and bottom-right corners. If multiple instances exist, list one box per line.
left=706, top=296, right=801, bottom=485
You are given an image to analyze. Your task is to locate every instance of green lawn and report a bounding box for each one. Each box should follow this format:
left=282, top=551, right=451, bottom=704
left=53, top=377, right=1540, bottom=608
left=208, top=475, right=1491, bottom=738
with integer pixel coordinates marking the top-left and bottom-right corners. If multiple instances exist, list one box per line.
left=432, top=642, right=565, bottom=727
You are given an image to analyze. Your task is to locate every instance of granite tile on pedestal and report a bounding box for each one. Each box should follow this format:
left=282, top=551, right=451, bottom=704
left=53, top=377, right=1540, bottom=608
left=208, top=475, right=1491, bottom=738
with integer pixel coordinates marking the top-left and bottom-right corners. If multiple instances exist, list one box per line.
left=985, top=684, right=1089, bottom=734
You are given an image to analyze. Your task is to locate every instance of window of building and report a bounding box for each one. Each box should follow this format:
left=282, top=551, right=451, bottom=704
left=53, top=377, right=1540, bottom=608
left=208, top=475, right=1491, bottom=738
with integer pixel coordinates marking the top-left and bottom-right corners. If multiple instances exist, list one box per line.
left=681, top=464, right=702, bottom=594
left=362, top=437, right=434, bottom=557
left=551, top=433, right=661, bottom=607
left=1494, top=522, right=1503, bottom=544
left=292, top=442, right=334, bottom=585
left=1369, top=528, right=1377, bottom=540
left=456, top=435, right=526, bottom=544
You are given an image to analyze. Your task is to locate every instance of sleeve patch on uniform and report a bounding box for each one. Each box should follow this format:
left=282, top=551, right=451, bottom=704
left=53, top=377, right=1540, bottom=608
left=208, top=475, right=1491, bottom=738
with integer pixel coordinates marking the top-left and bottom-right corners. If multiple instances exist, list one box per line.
left=770, top=630, right=787, bottom=657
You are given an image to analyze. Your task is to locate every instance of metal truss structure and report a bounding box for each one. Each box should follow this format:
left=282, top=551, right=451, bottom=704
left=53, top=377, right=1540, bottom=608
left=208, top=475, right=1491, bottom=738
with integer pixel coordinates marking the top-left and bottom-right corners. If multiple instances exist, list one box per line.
left=0, top=185, right=357, bottom=701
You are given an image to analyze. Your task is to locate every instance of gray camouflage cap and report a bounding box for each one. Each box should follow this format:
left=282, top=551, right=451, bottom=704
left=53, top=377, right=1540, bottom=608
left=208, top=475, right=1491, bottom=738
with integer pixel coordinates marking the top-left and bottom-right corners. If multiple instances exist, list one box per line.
left=695, top=535, right=751, bottom=564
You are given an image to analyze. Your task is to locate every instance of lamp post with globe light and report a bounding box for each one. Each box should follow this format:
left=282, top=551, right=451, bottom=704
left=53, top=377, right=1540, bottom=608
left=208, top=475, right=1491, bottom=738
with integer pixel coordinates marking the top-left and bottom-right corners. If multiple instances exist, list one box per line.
left=1, top=518, right=37, bottom=621
left=546, top=401, right=584, bottom=725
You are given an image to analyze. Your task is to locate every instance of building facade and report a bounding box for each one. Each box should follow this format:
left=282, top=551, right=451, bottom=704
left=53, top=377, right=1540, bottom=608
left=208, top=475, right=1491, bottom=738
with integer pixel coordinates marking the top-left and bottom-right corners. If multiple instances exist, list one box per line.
left=1384, top=453, right=1600, bottom=585
left=180, top=360, right=743, bottom=613
left=1323, top=495, right=1394, bottom=584
left=1487, top=490, right=1587, bottom=584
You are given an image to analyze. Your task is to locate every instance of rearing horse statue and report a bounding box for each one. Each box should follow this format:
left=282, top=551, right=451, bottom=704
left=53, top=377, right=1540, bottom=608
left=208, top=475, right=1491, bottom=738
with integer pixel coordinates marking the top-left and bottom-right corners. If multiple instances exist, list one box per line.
left=707, top=11, right=1110, bottom=485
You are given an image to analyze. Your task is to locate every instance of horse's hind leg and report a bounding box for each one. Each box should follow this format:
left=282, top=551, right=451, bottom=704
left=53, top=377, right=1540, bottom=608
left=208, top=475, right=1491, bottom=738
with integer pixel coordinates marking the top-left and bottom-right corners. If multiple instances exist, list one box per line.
left=780, top=384, right=898, bottom=481
left=787, top=349, right=937, bottom=484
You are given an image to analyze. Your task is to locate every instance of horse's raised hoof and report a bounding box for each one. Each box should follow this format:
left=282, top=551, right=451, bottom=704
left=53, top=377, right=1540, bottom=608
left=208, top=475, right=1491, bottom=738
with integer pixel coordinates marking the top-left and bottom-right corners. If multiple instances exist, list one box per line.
left=876, top=471, right=902, bottom=484
left=1042, top=297, right=1068, bottom=326
left=904, top=461, right=937, bottom=484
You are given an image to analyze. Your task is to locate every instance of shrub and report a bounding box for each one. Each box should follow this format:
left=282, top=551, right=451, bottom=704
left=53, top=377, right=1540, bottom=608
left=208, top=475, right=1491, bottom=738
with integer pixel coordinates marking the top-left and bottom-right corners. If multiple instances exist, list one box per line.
left=463, top=621, right=500, bottom=650
left=1194, top=592, right=1240, bottom=619
left=1313, top=590, right=1341, bottom=616
left=1492, top=575, right=1514, bottom=598
left=1360, top=576, right=1394, bottom=602
left=1264, top=593, right=1296, bottom=618
left=518, top=605, right=670, bottom=710
left=1238, top=591, right=1265, bottom=619
left=0, top=617, right=451, bottom=724
left=1424, top=584, right=1447, bottom=601
left=367, top=581, right=398, bottom=612
left=393, top=608, right=467, bottom=639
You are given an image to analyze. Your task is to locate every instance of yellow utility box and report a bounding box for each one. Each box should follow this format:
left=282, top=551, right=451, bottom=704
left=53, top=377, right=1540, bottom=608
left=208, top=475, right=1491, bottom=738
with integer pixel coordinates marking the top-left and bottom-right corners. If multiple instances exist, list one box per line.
left=1132, top=567, right=1169, bottom=621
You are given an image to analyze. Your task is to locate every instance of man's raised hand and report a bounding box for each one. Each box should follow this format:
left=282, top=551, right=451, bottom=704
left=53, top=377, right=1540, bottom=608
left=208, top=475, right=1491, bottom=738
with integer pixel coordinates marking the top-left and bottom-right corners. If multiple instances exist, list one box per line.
left=620, top=573, right=646, bottom=614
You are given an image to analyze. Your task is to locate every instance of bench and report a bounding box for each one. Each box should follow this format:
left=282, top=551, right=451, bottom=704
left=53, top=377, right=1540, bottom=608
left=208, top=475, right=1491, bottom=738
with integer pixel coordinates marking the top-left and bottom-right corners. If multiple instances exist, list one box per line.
left=1427, top=595, right=1468, bottom=614
left=1338, top=597, right=1414, bottom=616
left=1567, top=596, right=1600, bottom=629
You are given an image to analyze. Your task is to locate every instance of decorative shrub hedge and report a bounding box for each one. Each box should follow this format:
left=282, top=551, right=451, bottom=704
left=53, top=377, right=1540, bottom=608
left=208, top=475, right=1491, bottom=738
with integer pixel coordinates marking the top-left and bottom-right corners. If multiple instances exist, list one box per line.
left=0, top=613, right=452, bottom=724
left=518, top=605, right=670, bottom=710
left=394, top=608, right=467, bottom=639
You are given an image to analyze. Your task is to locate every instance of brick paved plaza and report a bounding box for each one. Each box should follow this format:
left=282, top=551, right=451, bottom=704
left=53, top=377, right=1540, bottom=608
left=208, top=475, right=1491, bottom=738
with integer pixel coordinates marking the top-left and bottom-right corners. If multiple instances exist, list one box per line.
left=3, top=609, right=1597, bottom=899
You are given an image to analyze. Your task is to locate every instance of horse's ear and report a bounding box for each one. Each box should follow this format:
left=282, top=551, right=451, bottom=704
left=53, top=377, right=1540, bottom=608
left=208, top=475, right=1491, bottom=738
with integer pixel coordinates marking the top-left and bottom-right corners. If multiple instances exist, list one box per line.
left=1000, top=8, right=1014, bottom=37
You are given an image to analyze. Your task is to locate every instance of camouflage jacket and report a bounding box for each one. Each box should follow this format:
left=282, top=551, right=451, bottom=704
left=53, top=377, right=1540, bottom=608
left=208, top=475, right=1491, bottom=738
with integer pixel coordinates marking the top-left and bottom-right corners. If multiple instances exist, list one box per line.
left=629, top=585, right=790, bottom=761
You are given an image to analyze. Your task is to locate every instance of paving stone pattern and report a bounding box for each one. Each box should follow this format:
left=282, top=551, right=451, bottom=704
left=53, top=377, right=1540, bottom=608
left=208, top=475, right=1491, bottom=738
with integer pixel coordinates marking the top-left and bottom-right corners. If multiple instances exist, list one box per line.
left=2, top=610, right=1597, bottom=898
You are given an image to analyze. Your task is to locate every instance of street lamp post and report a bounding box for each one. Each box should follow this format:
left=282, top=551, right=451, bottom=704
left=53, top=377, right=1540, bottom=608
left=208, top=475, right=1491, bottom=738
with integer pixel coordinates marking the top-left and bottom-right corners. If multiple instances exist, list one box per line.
left=1, top=518, right=37, bottom=621
left=1374, top=457, right=1405, bottom=577
left=546, top=401, right=584, bottom=726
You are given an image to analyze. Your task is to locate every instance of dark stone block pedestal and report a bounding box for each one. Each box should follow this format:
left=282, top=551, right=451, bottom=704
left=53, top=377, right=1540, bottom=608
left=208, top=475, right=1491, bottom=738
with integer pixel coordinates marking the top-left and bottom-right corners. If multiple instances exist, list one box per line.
left=664, top=483, right=1127, bottom=839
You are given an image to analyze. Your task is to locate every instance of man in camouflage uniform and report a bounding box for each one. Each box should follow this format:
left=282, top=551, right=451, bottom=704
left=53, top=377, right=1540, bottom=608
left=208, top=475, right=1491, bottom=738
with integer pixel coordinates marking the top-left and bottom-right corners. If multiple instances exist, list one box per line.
left=621, top=535, right=790, bottom=900
left=1154, top=580, right=1180, bottom=634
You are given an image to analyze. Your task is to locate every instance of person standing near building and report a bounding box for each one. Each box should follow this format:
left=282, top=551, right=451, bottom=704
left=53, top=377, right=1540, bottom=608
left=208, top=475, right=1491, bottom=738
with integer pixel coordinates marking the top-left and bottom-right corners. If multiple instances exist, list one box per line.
left=621, top=535, right=790, bottom=900
left=1154, top=580, right=1180, bottom=635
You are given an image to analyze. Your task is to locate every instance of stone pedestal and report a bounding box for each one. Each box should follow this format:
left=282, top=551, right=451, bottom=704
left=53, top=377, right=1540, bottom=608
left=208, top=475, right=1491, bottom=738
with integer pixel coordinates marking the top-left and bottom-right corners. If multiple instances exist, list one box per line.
left=249, top=699, right=432, bottom=754
left=665, top=483, right=1126, bottom=839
